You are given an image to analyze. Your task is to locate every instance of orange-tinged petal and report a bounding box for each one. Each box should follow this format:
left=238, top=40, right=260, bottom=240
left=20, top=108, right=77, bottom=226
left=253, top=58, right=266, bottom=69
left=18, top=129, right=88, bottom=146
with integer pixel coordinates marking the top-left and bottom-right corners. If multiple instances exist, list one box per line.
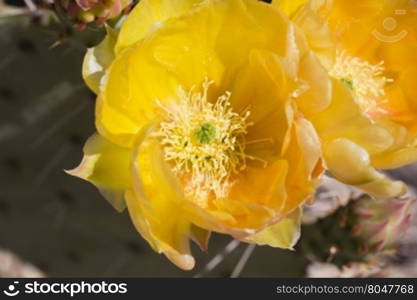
left=217, top=159, right=289, bottom=229
left=189, top=225, right=211, bottom=251
left=229, top=49, right=294, bottom=165
left=281, top=117, right=323, bottom=213
left=384, top=81, right=416, bottom=129
left=390, top=67, right=417, bottom=131
left=372, top=147, right=417, bottom=170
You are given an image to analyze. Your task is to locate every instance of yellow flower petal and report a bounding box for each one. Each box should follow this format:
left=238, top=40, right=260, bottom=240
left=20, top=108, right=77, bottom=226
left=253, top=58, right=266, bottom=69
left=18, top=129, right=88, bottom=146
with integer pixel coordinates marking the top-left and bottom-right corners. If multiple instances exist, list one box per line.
left=272, top=0, right=308, bottom=16
left=229, top=49, right=294, bottom=165
left=312, top=79, right=394, bottom=155
left=372, top=147, right=417, bottom=170
left=282, top=117, right=323, bottom=213
left=129, top=126, right=195, bottom=270
left=96, top=94, right=142, bottom=148
left=115, top=0, right=204, bottom=54
left=99, top=44, right=179, bottom=147
left=220, top=159, right=289, bottom=229
left=242, top=207, right=301, bottom=249
left=387, top=67, right=417, bottom=132
left=190, top=225, right=211, bottom=251
left=284, top=1, right=335, bottom=69
left=82, top=26, right=118, bottom=94
left=125, top=190, right=195, bottom=270
left=296, top=50, right=332, bottom=115
left=369, top=119, right=417, bottom=169
left=66, top=134, right=131, bottom=212
left=324, top=138, right=406, bottom=198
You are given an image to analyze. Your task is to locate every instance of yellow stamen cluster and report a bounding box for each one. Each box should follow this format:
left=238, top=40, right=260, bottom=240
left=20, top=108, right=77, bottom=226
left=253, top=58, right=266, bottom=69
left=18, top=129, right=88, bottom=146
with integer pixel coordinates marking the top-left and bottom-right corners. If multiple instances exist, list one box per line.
left=329, top=51, right=393, bottom=116
left=156, top=79, right=251, bottom=207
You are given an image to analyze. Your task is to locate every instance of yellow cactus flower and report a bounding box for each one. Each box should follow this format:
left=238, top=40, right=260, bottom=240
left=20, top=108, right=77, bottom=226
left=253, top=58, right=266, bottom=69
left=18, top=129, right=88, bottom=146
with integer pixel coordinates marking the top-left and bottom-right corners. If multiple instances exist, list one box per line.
left=274, top=0, right=413, bottom=197
left=69, top=0, right=330, bottom=269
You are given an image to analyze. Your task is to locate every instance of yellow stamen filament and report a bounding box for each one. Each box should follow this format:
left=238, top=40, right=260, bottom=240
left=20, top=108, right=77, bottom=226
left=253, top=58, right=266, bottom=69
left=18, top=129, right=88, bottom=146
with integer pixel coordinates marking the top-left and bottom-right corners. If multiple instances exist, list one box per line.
left=329, top=51, right=393, bottom=116
left=155, top=78, right=251, bottom=207
left=245, top=137, right=274, bottom=146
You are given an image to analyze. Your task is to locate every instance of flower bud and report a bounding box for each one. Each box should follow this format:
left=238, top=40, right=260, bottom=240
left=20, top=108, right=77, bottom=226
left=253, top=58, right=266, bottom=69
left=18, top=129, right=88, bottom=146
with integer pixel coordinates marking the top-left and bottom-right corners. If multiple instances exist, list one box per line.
left=353, top=196, right=414, bottom=252
left=60, top=0, right=132, bottom=28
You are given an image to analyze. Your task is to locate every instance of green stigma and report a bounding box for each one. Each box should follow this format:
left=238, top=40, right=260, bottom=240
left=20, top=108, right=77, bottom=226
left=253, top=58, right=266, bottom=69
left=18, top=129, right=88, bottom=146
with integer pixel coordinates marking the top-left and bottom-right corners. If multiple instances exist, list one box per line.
left=341, top=78, right=354, bottom=90
left=195, top=123, right=216, bottom=144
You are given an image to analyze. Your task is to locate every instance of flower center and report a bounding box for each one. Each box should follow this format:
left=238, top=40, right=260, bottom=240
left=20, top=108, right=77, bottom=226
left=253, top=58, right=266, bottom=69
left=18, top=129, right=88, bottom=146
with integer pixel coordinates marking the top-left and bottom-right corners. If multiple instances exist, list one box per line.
left=195, top=123, right=217, bottom=144
left=156, top=78, right=251, bottom=207
left=329, top=51, right=392, bottom=116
